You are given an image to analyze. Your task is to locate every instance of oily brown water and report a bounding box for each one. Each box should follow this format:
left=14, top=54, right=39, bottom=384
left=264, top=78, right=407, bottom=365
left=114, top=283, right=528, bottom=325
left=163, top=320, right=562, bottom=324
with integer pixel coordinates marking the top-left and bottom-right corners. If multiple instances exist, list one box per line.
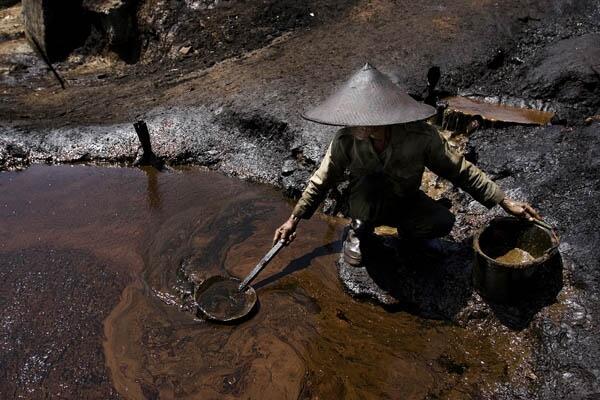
left=0, top=165, right=529, bottom=399
left=445, top=96, right=554, bottom=125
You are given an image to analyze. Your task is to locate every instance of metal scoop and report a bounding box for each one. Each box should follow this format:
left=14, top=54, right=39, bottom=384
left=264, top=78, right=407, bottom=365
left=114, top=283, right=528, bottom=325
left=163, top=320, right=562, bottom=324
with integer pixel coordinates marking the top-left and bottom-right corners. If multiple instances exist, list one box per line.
left=195, top=240, right=285, bottom=322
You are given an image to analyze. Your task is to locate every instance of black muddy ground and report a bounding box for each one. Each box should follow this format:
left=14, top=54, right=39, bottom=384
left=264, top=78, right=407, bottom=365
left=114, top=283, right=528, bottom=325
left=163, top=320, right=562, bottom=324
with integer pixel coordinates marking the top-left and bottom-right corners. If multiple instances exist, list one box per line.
left=466, top=123, right=600, bottom=399
left=1, top=0, right=600, bottom=399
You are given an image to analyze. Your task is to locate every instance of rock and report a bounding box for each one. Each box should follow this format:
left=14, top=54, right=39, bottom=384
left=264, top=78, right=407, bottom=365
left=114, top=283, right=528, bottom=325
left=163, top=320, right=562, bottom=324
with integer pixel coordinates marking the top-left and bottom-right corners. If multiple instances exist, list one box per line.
left=280, top=158, right=296, bottom=176
left=584, top=115, right=600, bottom=125
left=179, top=45, right=192, bottom=55
left=82, top=0, right=139, bottom=62
left=336, top=235, right=472, bottom=320
left=6, top=143, right=28, bottom=158
left=486, top=48, right=506, bottom=70
left=337, top=256, right=400, bottom=306
left=280, top=170, right=308, bottom=197
left=20, top=0, right=138, bottom=63
left=83, top=0, right=127, bottom=13
left=21, top=0, right=90, bottom=62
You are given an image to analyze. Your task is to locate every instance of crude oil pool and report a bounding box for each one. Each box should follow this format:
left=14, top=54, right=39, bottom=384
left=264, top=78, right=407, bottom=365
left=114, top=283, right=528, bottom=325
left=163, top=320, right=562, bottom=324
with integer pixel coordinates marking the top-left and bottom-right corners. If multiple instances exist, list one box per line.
left=0, top=165, right=528, bottom=399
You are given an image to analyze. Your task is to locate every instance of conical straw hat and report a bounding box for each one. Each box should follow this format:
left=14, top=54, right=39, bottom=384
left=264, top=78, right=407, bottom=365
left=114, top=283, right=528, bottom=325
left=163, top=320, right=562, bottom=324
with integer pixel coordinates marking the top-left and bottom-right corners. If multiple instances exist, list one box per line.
left=302, top=63, right=436, bottom=126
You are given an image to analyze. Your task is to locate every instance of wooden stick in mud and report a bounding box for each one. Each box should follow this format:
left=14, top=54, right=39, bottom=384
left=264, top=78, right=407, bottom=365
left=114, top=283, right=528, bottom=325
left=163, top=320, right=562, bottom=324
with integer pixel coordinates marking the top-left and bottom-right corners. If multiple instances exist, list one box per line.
left=133, top=120, right=165, bottom=170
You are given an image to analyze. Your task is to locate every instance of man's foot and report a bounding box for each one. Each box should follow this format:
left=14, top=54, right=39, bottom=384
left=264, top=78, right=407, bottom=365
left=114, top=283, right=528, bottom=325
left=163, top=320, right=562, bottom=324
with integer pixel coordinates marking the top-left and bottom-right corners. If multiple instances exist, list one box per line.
left=342, top=219, right=372, bottom=266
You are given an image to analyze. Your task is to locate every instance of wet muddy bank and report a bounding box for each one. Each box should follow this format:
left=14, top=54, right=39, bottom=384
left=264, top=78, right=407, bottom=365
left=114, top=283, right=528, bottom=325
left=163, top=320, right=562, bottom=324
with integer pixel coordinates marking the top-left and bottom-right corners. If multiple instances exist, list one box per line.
left=0, top=106, right=304, bottom=188
left=0, top=165, right=540, bottom=399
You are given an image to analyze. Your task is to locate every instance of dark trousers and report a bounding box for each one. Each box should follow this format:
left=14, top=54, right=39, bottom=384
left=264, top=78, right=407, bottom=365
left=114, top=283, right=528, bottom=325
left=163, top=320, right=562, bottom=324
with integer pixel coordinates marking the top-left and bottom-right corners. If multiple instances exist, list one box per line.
left=348, top=174, right=455, bottom=239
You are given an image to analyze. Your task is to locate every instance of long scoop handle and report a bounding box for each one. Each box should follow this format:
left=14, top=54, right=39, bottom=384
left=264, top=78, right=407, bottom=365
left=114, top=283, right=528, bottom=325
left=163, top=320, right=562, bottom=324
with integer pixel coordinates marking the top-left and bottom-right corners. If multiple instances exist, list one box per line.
left=238, top=240, right=285, bottom=291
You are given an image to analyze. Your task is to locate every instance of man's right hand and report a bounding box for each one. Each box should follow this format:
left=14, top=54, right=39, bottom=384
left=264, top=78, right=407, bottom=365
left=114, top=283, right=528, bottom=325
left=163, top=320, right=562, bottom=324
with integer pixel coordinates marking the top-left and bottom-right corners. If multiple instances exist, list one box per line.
left=273, top=215, right=299, bottom=246
left=500, top=198, right=541, bottom=222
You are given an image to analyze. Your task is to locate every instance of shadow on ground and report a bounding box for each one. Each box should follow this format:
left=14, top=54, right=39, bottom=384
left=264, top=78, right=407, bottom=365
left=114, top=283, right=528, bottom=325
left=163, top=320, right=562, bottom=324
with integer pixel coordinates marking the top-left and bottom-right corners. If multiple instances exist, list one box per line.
left=253, top=240, right=341, bottom=290
left=485, top=256, right=563, bottom=330
left=337, top=236, right=563, bottom=328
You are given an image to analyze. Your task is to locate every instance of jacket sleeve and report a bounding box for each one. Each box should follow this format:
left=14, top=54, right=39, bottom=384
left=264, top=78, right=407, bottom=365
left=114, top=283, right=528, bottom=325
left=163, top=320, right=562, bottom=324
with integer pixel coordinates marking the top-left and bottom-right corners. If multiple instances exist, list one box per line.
left=292, top=131, right=350, bottom=219
left=424, top=126, right=505, bottom=209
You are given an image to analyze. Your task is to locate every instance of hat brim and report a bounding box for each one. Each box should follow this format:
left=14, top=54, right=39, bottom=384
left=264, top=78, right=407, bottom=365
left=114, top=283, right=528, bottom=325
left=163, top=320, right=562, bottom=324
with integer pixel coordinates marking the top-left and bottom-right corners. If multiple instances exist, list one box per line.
left=301, top=63, right=436, bottom=126
left=300, top=106, right=436, bottom=127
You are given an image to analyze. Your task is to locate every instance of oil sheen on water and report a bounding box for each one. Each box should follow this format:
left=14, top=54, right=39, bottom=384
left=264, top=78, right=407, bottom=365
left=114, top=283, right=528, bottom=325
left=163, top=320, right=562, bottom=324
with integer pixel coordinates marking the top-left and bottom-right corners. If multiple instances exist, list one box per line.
left=0, top=165, right=529, bottom=399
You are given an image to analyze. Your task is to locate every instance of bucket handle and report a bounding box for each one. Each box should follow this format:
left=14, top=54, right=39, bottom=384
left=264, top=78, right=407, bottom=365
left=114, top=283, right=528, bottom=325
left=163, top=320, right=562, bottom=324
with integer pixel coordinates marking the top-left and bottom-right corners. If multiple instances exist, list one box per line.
left=530, top=218, right=560, bottom=249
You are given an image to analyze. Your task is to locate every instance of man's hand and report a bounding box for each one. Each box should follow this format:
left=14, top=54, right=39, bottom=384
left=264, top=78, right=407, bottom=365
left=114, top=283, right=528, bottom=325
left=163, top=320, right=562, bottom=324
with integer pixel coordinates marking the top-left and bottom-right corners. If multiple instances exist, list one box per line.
left=500, top=198, right=541, bottom=221
left=273, top=215, right=299, bottom=246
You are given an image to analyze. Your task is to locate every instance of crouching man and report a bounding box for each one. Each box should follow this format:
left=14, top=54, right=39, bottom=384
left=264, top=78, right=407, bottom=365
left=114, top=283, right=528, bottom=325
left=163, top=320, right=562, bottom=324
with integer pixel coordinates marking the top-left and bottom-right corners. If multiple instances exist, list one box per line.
left=274, top=63, right=539, bottom=266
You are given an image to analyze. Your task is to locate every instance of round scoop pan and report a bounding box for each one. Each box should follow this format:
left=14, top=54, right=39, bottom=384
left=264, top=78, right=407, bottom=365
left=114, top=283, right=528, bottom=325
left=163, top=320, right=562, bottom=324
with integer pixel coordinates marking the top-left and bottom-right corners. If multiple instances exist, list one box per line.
left=195, top=276, right=257, bottom=322
left=195, top=240, right=285, bottom=322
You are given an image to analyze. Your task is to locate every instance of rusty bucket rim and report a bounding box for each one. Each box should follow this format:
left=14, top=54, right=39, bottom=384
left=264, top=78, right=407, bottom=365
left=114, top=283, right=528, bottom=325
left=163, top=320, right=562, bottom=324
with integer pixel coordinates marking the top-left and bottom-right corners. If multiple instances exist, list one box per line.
left=473, top=216, right=560, bottom=270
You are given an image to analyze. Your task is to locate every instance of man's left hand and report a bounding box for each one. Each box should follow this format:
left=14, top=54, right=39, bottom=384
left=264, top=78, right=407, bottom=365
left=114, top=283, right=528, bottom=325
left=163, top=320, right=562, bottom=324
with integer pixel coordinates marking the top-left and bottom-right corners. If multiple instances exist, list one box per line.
left=500, top=198, right=541, bottom=221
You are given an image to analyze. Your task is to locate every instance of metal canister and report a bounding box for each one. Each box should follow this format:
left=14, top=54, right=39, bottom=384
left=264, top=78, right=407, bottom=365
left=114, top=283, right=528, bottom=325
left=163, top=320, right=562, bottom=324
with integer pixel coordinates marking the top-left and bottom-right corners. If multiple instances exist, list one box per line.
left=472, top=217, right=560, bottom=303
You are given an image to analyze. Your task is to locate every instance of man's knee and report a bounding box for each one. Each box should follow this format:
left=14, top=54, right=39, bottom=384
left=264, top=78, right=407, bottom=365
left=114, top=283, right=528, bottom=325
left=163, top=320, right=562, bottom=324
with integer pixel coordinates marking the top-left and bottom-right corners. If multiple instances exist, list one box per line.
left=434, top=208, right=455, bottom=237
left=410, top=207, right=455, bottom=239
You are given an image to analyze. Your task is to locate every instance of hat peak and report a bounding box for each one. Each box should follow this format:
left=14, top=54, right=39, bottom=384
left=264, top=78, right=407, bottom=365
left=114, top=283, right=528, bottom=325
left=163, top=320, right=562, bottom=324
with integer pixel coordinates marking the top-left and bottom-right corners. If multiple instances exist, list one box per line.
left=361, top=62, right=376, bottom=71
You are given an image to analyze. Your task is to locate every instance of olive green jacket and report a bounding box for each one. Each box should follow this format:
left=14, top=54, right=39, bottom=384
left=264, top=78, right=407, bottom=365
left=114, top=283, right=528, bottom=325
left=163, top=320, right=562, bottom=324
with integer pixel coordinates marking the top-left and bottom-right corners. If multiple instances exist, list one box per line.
left=292, top=122, right=504, bottom=219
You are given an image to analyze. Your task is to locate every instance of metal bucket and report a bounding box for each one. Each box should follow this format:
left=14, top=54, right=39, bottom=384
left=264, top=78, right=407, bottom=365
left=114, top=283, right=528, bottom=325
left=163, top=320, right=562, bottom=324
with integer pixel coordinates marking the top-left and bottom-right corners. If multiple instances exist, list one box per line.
left=473, top=217, right=560, bottom=303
